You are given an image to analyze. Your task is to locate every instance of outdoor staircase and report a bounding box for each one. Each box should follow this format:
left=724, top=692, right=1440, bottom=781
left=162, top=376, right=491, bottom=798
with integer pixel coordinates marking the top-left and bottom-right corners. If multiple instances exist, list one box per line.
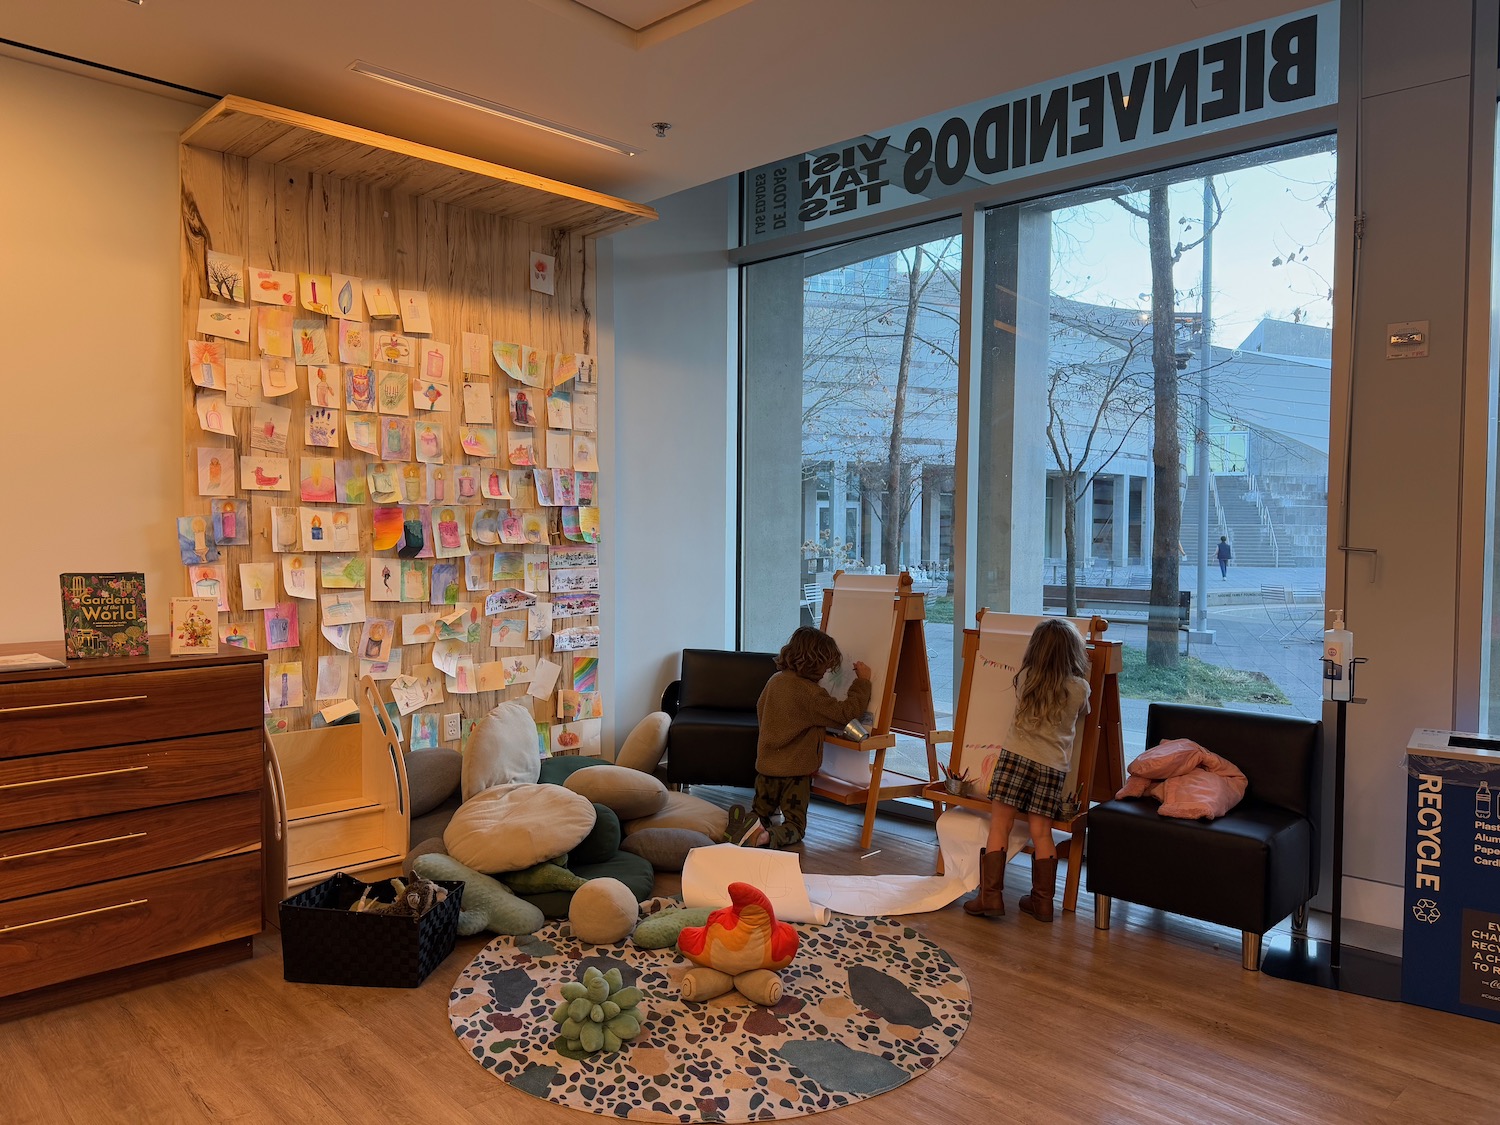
left=1181, top=474, right=1276, bottom=566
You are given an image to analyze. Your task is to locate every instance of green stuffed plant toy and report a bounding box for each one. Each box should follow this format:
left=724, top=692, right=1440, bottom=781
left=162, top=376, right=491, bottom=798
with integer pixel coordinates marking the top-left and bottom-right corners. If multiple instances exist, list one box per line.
left=550, top=966, right=644, bottom=1057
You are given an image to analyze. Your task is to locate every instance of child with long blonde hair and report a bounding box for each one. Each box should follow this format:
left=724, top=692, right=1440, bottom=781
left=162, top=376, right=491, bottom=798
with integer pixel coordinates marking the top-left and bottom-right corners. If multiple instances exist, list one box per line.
left=963, top=618, right=1090, bottom=923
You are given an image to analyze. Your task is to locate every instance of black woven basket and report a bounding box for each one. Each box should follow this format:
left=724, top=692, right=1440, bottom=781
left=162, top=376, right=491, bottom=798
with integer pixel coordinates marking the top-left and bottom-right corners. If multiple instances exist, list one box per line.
left=279, top=872, right=464, bottom=988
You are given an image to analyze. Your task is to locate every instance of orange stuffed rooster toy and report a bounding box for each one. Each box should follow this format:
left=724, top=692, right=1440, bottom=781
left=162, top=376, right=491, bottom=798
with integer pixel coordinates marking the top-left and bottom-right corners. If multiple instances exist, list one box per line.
left=676, top=882, right=799, bottom=1006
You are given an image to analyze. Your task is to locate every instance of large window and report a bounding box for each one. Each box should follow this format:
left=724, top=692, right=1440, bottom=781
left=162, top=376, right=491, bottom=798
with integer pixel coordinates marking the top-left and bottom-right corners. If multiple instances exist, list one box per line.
left=742, top=138, right=1337, bottom=771
left=743, top=222, right=961, bottom=756
left=979, top=137, right=1336, bottom=723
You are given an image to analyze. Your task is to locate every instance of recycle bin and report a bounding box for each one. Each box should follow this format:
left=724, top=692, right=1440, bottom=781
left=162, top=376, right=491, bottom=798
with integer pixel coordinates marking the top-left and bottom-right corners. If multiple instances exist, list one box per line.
left=1403, top=729, right=1500, bottom=1023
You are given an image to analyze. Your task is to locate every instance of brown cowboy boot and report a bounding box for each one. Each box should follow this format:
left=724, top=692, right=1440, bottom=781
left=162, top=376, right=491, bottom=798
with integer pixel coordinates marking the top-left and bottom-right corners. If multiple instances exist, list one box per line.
left=962, top=849, right=1006, bottom=917
left=1019, top=855, right=1058, bottom=922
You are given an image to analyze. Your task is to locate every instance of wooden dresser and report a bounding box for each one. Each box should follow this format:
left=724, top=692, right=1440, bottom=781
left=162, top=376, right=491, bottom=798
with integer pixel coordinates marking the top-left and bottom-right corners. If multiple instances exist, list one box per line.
left=0, top=638, right=266, bottom=1019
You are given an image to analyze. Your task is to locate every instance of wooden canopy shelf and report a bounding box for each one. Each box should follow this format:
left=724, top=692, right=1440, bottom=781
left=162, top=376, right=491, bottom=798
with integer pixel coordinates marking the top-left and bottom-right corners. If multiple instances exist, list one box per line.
left=180, top=96, right=658, bottom=238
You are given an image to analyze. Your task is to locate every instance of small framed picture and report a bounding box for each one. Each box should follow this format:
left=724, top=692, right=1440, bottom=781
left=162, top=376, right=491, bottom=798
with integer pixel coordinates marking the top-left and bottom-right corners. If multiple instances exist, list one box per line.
left=170, top=597, right=220, bottom=656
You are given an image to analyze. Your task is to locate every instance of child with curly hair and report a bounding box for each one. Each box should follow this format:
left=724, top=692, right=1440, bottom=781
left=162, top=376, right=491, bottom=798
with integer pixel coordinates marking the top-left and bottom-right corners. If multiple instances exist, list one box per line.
left=962, top=618, right=1090, bottom=923
left=731, top=626, right=871, bottom=849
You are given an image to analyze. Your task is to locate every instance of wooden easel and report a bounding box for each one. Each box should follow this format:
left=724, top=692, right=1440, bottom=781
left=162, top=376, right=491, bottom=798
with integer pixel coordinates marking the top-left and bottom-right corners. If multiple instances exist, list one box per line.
left=920, top=610, right=1124, bottom=913
left=811, top=571, right=942, bottom=849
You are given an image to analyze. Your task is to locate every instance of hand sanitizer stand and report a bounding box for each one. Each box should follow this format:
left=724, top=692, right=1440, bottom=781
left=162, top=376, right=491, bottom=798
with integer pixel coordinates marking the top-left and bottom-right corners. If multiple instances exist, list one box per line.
left=1402, top=729, right=1500, bottom=1023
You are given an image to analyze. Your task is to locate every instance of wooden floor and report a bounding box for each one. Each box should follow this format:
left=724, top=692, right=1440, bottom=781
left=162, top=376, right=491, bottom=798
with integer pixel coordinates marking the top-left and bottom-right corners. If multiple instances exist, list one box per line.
left=5, top=793, right=1500, bottom=1124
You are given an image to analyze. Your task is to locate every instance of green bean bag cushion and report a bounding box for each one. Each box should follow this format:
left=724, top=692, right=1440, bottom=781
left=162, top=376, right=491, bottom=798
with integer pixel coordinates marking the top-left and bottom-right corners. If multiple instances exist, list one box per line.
left=571, top=803, right=623, bottom=867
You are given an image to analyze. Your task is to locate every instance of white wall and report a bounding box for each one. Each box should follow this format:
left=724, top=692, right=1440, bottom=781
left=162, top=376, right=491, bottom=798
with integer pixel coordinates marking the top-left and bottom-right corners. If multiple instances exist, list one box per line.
left=0, top=57, right=201, bottom=643
left=600, top=180, right=736, bottom=750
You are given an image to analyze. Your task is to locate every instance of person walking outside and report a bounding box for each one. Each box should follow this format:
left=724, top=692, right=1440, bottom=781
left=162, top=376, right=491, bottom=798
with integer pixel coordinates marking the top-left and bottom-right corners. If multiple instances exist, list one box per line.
left=1216, top=536, right=1232, bottom=579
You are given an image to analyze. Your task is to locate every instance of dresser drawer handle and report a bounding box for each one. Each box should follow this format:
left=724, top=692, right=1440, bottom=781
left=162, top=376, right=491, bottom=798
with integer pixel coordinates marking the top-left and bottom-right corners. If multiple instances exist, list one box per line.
left=0, top=831, right=147, bottom=863
left=0, top=765, right=148, bottom=792
left=0, top=694, right=149, bottom=718
left=0, top=898, right=148, bottom=935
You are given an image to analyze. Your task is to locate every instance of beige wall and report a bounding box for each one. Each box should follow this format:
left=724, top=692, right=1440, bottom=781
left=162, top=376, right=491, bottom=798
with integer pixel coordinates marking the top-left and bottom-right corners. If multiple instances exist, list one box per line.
left=0, top=57, right=201, bottom=643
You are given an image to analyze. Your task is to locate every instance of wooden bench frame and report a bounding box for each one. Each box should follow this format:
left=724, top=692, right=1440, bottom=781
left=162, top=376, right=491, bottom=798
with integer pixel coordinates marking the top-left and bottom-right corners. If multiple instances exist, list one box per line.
left=1042, top=586, right=1192, bottom=653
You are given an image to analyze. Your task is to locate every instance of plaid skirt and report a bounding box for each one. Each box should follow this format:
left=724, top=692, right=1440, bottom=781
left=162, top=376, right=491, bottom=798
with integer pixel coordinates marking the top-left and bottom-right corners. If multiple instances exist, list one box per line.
left=985, top=749, right=1066, bottom=818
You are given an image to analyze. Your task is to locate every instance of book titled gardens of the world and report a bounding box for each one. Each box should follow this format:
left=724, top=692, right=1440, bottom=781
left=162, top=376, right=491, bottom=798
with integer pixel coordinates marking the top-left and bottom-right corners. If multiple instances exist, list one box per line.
left=59, top=572, right=148, bottom=658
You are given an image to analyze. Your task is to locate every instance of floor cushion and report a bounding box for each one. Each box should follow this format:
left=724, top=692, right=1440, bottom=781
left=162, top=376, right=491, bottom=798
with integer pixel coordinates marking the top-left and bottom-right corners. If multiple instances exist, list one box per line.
left=624, top=790, right=731, bottom=839
left=620, top=827, right=717, bottom=871
left=565, top=763, right=668, bottom=821
left=524, top=850, right=655, bottom=918
left=540, top=754, right=606, bottom=785
left=445, top=782, right=595, bottom=872
left=615, top=712, right=670, bottom=774
left=407, top=748, right=463, bottom=817
left=571, top=802, right=623, bottom=866
left=462, top=701, right=541, bottom=801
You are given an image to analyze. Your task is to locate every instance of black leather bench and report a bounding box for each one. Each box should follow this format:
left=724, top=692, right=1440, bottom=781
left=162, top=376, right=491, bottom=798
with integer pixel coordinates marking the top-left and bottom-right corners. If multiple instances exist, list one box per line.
left=660, top=648, right=778, bottom=788
left=1086, top=702, right=1322, bottom=970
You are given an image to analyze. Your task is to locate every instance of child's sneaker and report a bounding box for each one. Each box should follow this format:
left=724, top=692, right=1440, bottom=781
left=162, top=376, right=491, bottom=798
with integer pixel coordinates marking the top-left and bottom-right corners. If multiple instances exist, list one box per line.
left=722, top=804, right=750, bottom=844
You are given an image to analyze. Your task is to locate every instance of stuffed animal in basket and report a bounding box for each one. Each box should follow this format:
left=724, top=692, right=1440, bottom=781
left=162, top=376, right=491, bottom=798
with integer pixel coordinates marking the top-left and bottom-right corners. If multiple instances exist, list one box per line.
left=348, top=876, right=447, bottom=917
left=676, top=882, right=799, bottom=1006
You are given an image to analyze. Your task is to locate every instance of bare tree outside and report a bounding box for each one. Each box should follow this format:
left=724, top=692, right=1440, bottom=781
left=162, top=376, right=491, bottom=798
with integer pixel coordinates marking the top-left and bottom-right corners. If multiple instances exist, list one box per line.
left=802, top=237, right=960, bottom=576
left=1113, top=180, right=1222, bottom=667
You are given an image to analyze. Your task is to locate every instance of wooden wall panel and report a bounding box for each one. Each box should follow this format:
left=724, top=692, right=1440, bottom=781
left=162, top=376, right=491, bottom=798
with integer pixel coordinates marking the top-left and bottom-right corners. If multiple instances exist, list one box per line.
left=179, top=145, right=599, bottom=746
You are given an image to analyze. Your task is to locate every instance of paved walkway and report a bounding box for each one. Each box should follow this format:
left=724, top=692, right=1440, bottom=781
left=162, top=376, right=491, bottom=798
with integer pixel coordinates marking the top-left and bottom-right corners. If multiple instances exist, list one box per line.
left=893, top=565, right=1328, bottom=777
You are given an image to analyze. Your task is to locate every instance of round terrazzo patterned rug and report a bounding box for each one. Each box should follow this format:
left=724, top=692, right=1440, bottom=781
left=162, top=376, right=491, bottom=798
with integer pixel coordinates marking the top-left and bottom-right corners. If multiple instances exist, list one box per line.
left=447, top=898, right=971, bottom=1123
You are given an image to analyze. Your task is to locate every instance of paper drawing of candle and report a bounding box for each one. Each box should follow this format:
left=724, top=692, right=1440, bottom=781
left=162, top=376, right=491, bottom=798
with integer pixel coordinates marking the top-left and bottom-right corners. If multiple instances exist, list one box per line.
left=333, top=511, right=353, bottom=550
left=438, top=509, right=460, bottom=549
left=338, top=279, right=354, bottom=316
left=194, top=569, right=220, bottom=600
left=431, top=468, right=446, bottom=502
left=288, top=557, right=306, bottom=590
left=402, top=465, right=423, bottom=502
left=309, top=515, right=323, bottom=542
left=268, top=614, right=289, bottom=645
left=347, top=366, right=374, bottom=411
left=458, top=471, right=477, bottom=498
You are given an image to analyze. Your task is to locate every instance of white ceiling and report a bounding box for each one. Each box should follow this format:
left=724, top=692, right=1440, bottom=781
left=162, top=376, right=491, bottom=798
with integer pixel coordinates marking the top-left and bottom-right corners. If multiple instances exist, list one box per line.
left=2, top=0, right=1311, bottom=207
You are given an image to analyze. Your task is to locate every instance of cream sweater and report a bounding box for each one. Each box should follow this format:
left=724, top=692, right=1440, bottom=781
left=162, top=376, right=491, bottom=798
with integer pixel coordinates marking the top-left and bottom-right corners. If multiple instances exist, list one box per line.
left=754, top=671, right=873, bottom=778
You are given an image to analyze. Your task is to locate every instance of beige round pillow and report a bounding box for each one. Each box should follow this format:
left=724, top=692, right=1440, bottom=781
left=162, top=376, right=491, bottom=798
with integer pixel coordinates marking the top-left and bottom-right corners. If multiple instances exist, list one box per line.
left=623, top=790, right=730, bottom=839
left=564, top=763, right=668, bottom=821
left=462, top=701, right=541, bottom=801
left=615, top=711, right=670, bottom=774
left=569, top=877, right=640, bottom=945
left=444, top=782, right=595, bottom=873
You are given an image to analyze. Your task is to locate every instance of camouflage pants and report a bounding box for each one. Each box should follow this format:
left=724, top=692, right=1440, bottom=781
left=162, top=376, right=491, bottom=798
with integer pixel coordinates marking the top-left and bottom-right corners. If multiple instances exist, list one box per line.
left=752, top=773, right=811, bottom=848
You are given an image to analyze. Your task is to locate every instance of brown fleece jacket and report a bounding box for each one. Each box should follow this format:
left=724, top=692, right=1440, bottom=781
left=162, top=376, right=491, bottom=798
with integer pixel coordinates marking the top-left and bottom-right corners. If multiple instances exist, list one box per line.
left=754, top=671, right=873, bottom=777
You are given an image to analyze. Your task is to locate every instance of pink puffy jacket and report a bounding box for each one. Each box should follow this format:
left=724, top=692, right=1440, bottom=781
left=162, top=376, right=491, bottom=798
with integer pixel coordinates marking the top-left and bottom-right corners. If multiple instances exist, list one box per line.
left=1116, top=738, right=1247, bottom=819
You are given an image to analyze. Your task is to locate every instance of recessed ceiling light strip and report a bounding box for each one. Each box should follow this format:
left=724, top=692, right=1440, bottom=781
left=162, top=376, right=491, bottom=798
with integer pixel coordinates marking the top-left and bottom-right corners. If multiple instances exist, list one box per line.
left=349, top=60, right=638, bottom=157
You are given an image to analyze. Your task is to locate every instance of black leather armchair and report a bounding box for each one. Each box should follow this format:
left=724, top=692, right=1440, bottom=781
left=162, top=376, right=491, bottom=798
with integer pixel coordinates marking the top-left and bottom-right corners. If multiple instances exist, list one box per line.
left=1086, top=702, right=1322, bottom=970
left=661, top=649, right=778, bottom=788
